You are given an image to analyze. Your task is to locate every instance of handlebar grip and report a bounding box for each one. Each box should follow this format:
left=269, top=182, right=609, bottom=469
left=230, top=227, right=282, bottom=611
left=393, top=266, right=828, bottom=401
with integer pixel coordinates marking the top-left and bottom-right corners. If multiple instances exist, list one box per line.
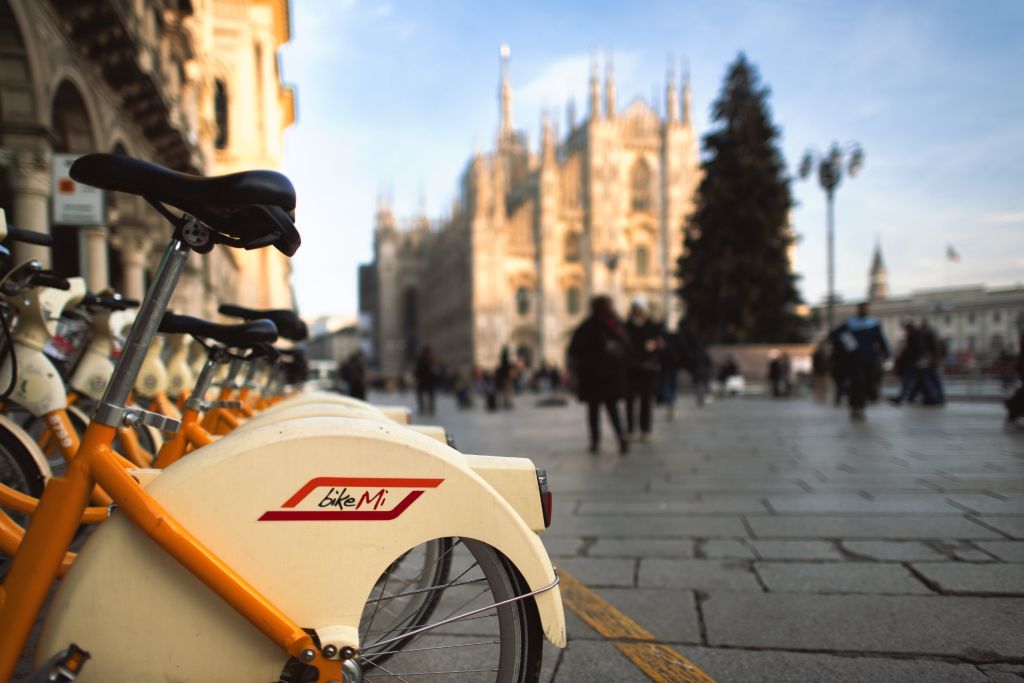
left=30, top=273, right=71, bottom=290
left=5, top=227, right=55, bottom=247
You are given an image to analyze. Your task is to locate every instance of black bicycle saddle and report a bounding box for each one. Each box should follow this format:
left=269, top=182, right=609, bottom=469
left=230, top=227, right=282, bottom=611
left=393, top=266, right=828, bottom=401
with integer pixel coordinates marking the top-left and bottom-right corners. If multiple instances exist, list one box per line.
left=218, top=304, right=308, bottom=341
left=69, top=153, right=300, bottom=257
left=159, top=313, right=278, bottom=349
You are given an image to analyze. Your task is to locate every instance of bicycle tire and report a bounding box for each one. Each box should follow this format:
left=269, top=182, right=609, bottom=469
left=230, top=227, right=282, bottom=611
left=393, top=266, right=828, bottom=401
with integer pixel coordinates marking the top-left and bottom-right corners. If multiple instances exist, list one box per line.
left=0, top=418, right=48, bottom=579
left=354, top=537, right=543, bottom=683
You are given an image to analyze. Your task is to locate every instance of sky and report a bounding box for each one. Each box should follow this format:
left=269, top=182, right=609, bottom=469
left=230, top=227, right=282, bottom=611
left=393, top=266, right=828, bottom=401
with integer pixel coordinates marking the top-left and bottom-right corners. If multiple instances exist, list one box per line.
left=280, top=0, right=1024, bottom=319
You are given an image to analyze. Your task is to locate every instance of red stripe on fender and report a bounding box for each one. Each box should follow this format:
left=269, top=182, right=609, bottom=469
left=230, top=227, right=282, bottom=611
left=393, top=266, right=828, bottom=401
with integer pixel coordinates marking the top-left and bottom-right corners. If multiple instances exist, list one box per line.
left=259, top=490, right=425, bottom=521
left=280, top=477, right=443, bottom=508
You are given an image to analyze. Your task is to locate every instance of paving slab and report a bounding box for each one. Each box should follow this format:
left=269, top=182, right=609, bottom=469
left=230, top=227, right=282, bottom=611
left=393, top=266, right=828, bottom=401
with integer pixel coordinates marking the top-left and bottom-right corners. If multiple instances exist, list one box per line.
left=977, top=540, right=1024, bottom=562
left=755, top=561, right=932, bottom=594
left=547, top=514, right=748, bottom=538
left=841, top=540, right=948, bottom=561
left=588, top=588, right=702, bottom=643
left=702, top=592, right=1024, bottom=658
left=948, top=494, right=1024, bottom=514
left=911, top=562, right=1024, bottom=595
left=701, top=539, right=757, bottom=559
left=556, top=557, right=635, bottom=587
left=749, top=539, right=843, bottom=560
left=638, top=558, right=762, bottom=591
left=674, top=646, right=993, bottom=683
left=766, top=493, right=962, bottom=514
left=747, top=514, right=1004, bottom=539
left=974, top=516, right=1024, bottom=539
left=553, top=639, right=651, bottom=683
left=587, top=538, right=695, bottom=558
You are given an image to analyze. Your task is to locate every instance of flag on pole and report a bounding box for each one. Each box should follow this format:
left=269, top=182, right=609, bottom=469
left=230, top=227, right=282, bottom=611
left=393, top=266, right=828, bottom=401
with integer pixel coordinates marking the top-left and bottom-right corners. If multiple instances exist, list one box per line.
left=946, top=245, right=960, bottom=263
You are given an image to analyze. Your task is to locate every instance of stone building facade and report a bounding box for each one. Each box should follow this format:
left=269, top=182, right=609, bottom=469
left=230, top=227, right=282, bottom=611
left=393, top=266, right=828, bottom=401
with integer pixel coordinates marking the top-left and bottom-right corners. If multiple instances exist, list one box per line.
left=811, top=246, right=1024, bottom=362
left=0, top=0, right=296, bottom=317
left=363, top=50, right=701, bottom=378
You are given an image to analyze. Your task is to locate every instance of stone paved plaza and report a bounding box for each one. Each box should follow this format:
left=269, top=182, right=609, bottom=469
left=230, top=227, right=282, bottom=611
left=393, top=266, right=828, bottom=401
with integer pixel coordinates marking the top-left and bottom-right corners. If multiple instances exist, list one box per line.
left=397, top=390, right=1024, bottom=682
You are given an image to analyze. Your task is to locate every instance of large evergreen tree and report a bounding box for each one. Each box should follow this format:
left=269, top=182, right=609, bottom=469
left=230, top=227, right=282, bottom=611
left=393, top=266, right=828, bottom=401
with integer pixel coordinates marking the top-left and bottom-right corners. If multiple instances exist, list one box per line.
left=677, top=53, right=805, bottom=343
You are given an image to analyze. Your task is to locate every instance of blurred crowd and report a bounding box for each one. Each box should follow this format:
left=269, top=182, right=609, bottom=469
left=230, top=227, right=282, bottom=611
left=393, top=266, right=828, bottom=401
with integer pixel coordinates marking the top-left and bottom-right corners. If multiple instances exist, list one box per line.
left=332, top=299, right=1024, bottom=444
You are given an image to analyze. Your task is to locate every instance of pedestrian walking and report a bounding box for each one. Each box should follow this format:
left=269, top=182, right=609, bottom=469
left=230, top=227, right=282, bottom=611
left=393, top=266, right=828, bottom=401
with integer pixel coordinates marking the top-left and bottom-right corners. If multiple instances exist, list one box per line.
left=920, top=321, right=946, bottom=405
left=624, top=298, right=663, bottom=441
left=415, top=345, right=439, bottom=416
left=568, top=295, right=631, bottom=454
left=830, top=302, right=890, bottom=421
left=495, top=346, right=515, bottom=409
left=690, top=337, right=713, bottom=407
left=811, top=341, right=829, bottom=404
left=657, top=322, right=684, bottom=421
left=338, top=349, right=368, bottom=400
left=888, top=321, right=940, bottom=405
left=1004, top=331, right=1024, bottom=424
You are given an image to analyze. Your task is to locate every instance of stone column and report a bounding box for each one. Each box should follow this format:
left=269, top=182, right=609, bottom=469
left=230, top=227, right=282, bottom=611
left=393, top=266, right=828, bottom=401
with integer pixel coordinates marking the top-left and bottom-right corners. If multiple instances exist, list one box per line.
left=81, top=225, right=110, bottom=292
left=113, top=229, right=151, bottom=301
left=5, top=148, right=53, bottom=267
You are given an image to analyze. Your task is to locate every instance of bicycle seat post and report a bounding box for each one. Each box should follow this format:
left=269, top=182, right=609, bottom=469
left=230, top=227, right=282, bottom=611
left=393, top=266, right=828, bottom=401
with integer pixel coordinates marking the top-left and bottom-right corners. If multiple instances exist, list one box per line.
left=93, top=240, right=191, bottom=428
left=185, top=348, right=226, bottom=413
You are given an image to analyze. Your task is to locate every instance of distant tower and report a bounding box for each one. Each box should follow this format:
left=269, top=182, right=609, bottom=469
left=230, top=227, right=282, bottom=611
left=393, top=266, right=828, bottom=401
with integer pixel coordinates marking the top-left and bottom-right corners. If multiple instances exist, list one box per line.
left=868, top=243, right=889, bottom=301
left=498, top=43, right=513, bottom=140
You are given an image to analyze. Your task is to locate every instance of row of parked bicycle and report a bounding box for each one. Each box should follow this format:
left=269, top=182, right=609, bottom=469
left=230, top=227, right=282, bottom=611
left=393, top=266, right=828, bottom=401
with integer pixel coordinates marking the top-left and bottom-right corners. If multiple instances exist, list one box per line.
left=0, top=153, right=563, bottom=682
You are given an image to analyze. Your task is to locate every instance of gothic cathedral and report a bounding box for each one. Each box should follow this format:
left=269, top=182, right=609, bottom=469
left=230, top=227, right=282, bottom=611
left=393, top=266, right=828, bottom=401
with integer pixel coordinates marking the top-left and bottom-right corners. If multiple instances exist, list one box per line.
left=362, top=47, right=701, bottom=378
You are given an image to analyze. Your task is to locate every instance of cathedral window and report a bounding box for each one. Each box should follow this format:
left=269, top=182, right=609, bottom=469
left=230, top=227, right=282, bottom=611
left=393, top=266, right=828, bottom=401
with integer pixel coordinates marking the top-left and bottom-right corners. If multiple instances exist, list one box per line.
left=630, top=159, right=652, bottom=212
left=566, top=286, right=581, bottom=315
left=564, top=231, right=581, bottom=262
left=516, top=287, right=531, bottom=316
left=214, top=79, right=229, bottom=149
left=635, top=245, right=650, bottom=278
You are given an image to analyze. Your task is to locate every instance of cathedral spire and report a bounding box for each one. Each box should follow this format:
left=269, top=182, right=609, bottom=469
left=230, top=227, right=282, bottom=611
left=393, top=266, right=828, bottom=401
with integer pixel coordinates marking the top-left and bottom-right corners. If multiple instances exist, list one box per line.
left=566, top=96, right=576, bottom=132
left=681, top=57, right=692, bottom=127
left=604, top=50, right=616, bottom=119
left=589, top=50, right=601, bottom=122
left=540, top=109, right=555, bottom=164
left=665, top=54, right=679, bottom=123
left=868, top=241, right=889, bottom=302
left=499, top=43, right=512, bottom=139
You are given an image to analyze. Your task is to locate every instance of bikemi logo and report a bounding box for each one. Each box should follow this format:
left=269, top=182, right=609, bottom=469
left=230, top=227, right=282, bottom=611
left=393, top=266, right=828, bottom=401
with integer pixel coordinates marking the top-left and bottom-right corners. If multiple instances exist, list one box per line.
left=258, top=477, right=443, bottom=521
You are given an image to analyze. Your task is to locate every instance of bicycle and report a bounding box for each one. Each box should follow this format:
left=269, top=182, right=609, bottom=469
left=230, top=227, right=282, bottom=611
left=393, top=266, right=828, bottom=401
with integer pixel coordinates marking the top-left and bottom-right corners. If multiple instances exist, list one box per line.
left=0, top=153, right=563, bottom=682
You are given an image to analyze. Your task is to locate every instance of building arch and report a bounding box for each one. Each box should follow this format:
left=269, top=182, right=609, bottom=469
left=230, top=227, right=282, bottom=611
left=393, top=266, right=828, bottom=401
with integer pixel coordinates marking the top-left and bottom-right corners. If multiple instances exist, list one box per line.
left=1, top=0, right=48, bottom=128
left=47, top=71, right=103, bottom=152
left=49, top=79, right=100, bottom=280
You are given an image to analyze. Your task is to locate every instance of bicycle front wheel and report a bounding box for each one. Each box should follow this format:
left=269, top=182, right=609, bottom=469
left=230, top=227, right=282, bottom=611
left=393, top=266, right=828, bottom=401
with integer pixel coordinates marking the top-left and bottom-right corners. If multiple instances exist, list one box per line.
left=355, top=537, right=543, bottom=683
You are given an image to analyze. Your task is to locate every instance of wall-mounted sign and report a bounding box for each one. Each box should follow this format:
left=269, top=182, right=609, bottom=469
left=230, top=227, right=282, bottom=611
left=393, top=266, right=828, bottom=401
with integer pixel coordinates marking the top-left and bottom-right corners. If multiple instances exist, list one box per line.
left=52, top=153, right=104, bottom=225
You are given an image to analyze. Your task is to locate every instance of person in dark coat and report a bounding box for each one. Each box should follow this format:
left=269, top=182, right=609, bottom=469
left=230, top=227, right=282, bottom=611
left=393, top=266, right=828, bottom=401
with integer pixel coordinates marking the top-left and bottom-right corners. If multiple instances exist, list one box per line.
left=568, top=296, right=631, bottom=454
left=830, top=302, right=889, bottom=421
left=1005, top=331, right=1024, bottom=424
left=415, top=346, right=438, bottom=416
left=339, top=349, right=367, bottom=400
left=624, top=299, right=663, bottom=441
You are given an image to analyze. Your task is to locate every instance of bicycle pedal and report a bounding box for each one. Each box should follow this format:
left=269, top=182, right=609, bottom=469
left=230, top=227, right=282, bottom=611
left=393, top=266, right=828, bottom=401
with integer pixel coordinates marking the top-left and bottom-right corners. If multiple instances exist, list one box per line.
left=25, top=643, right=90, bottom=682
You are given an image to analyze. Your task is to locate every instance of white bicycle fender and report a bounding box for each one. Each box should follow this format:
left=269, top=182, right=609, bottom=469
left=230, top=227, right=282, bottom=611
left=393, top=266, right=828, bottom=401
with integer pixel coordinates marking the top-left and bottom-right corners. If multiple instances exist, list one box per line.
left=39, top=417, right=565, bottom=682
left=0, top=412, right=52, bottom=480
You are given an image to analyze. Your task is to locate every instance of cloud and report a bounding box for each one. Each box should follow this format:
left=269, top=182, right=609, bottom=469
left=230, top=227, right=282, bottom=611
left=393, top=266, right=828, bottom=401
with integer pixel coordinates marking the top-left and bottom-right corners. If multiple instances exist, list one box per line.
left=982, top=211, right=1024, bottom=225
left=515, top=51, right=641, bottom=121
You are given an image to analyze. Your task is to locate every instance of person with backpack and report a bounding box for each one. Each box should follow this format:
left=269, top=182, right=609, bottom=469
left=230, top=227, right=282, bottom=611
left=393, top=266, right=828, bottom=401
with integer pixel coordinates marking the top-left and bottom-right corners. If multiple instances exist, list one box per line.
left=568, top=295, right=631, bottom=454
left=830, top=302, right=890, bottom=421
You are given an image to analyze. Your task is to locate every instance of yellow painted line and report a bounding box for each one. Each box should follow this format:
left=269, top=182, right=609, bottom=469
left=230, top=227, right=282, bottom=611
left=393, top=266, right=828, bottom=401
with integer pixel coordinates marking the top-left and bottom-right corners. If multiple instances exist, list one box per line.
left=558, top=569, right=717, bottom=683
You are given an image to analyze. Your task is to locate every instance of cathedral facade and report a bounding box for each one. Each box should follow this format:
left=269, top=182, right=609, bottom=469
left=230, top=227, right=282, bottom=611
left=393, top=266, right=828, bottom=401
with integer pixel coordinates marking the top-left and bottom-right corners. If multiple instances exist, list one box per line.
left=363, top=49, right=701, bottom=377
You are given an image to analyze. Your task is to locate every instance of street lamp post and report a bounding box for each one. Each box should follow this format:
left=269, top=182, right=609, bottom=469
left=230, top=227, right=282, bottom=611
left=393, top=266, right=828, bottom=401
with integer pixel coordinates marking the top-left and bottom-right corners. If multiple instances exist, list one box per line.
left=798, top=142, right=865, bottom=335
